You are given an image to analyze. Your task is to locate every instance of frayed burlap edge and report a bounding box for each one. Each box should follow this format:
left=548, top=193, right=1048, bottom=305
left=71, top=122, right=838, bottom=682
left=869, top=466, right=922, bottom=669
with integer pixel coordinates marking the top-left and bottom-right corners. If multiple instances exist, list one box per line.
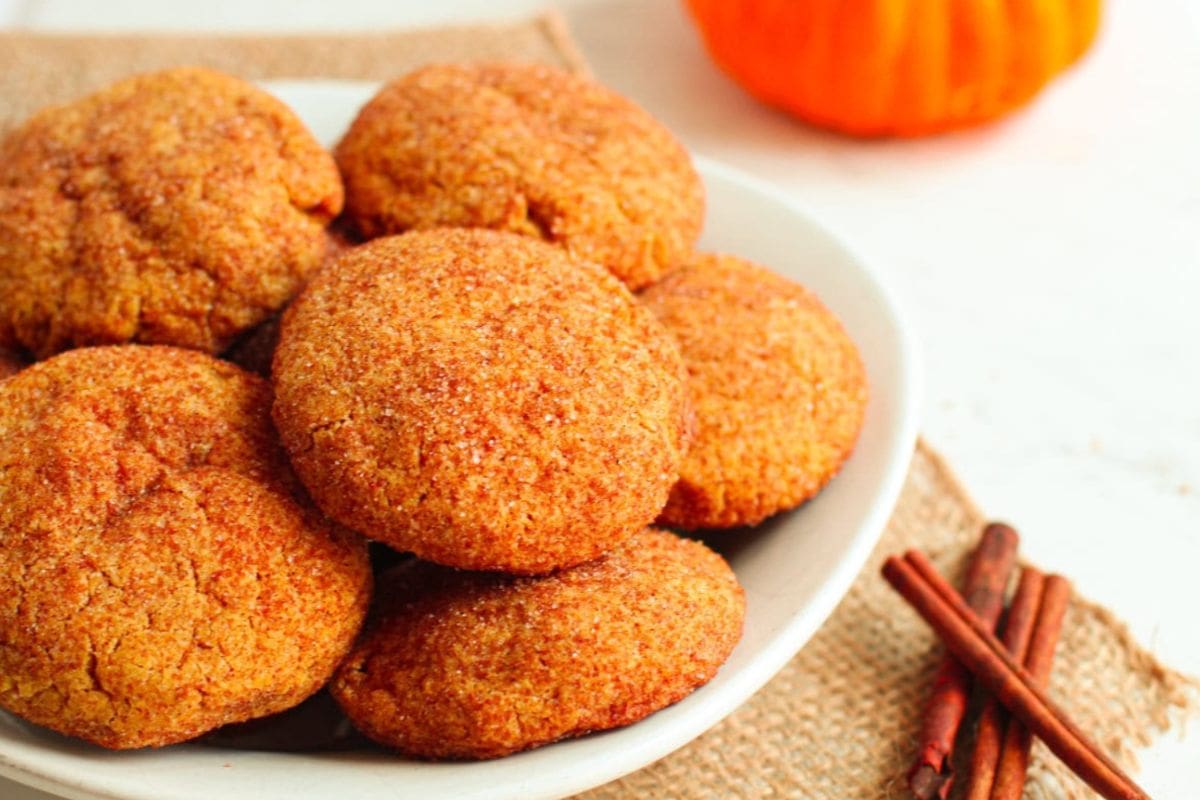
left=579, top=440, right=1199, bottom=799
left=0, top=10, right=585, bottom=133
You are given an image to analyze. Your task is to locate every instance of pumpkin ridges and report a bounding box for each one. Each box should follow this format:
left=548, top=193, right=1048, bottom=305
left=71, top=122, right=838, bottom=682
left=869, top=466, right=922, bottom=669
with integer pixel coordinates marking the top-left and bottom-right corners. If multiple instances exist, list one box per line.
left=930, top=0, right=956, bottom=128
left=949, top=0, right=1009, bottom=122
left=830, top=0, right=907, bottom=133
left=769, top=1, right=814, bottom=117
left=685, top=0, right=1100, bottom=138
left=797, top=2, right=839, bottom=125
left=737, top=0, right=782, bottom=104
left=890, top=0, right=952, bottom=132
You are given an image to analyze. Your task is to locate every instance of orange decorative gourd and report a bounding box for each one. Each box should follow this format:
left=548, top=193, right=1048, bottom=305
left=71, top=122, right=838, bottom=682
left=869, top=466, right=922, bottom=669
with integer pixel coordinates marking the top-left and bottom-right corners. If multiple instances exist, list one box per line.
left=685, top=0, right=1102, bottom=137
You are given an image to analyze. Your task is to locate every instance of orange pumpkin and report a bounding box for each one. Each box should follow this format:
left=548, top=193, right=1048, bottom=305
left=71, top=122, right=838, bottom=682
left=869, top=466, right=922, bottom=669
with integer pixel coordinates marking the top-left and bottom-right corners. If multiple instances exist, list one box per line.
left=684, top=0, right=1102, bottom=137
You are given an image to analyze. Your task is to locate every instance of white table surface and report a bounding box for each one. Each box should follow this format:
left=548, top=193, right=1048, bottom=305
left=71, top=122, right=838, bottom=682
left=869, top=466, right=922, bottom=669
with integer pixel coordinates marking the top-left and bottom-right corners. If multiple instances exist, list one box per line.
left=0, top=0, right=1196, bottom=797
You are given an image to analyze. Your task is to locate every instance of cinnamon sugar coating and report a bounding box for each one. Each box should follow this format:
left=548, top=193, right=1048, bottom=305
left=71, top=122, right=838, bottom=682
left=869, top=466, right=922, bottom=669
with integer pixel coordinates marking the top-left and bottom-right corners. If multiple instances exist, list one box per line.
left=335, top=62, right=703, bottom=290
left=331, top=528, right=745, bottom=759
left=640, top=253, right=868, bottom=529
left=0, top=67, right=344, bottom=359
left=0, top=346, right=371, bottom=749
left=272, top=229, right=689, bottom=574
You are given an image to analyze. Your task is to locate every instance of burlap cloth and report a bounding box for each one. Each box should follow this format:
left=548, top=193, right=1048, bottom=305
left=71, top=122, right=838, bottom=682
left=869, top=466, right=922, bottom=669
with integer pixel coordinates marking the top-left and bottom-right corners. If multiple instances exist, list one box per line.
left=586, top=441, right=1197, bottom=800
left=0, top=13, right=1194, bottom=799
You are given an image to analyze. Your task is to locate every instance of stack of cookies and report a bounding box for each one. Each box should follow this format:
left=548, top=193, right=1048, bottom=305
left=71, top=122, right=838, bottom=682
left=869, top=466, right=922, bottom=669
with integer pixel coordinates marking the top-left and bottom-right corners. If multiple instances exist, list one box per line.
left=0, top=63, right=866, bottom=759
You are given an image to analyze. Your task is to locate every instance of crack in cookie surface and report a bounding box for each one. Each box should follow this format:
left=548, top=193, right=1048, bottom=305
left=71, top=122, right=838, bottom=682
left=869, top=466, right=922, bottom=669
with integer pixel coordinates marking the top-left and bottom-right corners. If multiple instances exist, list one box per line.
left=0, top=345, right=371, bottom=748
left=0, top=67, right=343, bottom=358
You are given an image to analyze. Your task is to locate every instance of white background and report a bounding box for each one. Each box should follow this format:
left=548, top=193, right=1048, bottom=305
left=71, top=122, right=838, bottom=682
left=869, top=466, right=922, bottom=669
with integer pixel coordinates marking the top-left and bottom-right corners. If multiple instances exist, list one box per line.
left=0, top=0, right=1196, bottom=796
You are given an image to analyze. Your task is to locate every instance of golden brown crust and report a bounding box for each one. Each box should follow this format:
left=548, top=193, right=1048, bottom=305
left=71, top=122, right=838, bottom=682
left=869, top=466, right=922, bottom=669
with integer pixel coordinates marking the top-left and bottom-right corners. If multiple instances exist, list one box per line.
left=272, top=229, right=689, bottom=574
left=335, top=62, right=703, bottom=290
left=0, top=346, right=371, bottom=749
left=0, top=67, right=344, bottom=358
left=331, top=528, right=745, bottom=759
left=640, top=253, right=868, bottom=529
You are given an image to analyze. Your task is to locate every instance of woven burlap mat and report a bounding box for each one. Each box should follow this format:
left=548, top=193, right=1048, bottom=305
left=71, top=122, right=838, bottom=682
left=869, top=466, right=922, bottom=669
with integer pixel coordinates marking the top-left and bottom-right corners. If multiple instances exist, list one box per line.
left=0, top=14, right=588, bottom=132
left=1, top=14, right=1194, bottom=799
left=582, top=440, right=1198, bottom=799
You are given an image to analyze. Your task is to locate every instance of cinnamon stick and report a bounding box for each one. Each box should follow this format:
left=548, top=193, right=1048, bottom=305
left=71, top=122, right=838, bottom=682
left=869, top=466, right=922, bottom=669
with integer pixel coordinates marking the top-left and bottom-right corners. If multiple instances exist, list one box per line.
left=990, top=575, right=1072, bottom=800
left=964, top=567, right=1046, bottom=800
left=883, top=551, right=1150, bottom=800
left=907, top=522, right=1019, bottom=800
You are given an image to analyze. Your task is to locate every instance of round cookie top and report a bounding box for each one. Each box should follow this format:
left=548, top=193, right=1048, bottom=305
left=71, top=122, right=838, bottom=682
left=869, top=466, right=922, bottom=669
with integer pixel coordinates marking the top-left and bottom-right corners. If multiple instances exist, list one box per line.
left=640, top=253, right=868, bottom=529
left=0, top=67, right=344, bottom=358
left=330, top=527, right=745, bottom=759
left=0, top=346, right=371, bottom=748
left=335, top=61, right=704, bottom=290
left=272, top=228, right=689, bottom=574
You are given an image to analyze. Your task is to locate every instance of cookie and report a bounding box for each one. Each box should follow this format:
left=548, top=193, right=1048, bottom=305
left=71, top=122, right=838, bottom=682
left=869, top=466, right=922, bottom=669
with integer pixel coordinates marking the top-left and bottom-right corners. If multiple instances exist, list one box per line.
left=272, top=228, right=689, bottom=574
left=640, top=252, right=868, bottom=528
left=0, top=346, right=371, bottom=748
left=331, top=528, right=744, bottom=759
left=335, top=62, right=703, bottom=290
left=0, top=67, right=343, bottom=358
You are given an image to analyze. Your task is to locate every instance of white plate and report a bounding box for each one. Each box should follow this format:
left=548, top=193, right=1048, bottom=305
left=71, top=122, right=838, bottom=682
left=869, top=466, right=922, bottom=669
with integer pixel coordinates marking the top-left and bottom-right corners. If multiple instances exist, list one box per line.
left=0, top=81, right=920, bottom=800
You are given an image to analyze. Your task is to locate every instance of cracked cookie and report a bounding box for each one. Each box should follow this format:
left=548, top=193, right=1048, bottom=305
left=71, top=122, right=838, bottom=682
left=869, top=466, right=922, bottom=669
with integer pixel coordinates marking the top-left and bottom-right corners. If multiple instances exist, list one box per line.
left=640, top=252, right=868, bottom=529
left=0, top=67, right=344, bottom=359
left=272, top=229, right=689, bottom=574
left=330, top=527, right=744, bottom=759
left=0, top=345, right=371, bottom=749
left=334, top=62, right=704, bottom=290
